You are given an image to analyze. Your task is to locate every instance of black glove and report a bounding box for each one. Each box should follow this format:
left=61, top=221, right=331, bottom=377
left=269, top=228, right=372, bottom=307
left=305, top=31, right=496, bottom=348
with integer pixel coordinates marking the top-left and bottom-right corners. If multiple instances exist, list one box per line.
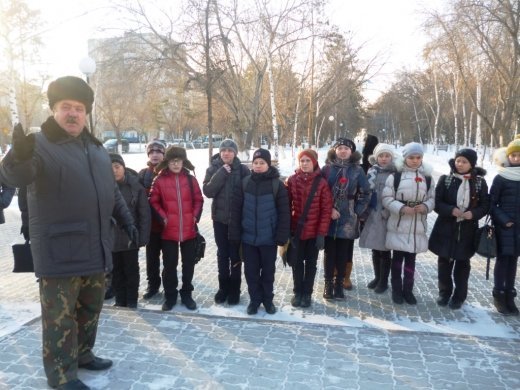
left=20, top=225, right=29, bottom=241
left=123, top=224, right=139, bottom=248
left=315, top=235, right=325, bottom=250
left=12, top=123, right=35, bottom=161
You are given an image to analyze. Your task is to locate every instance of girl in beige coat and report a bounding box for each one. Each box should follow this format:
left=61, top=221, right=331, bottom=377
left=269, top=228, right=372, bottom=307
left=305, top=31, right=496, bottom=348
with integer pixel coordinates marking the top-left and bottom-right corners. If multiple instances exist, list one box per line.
left=382, top=142, right=435, bottom=305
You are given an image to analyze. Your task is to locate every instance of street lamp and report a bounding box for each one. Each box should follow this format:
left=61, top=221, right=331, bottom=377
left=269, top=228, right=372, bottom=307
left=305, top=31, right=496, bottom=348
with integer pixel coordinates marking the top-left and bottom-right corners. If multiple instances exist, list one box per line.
left=79, top=56, right=96, bottom=132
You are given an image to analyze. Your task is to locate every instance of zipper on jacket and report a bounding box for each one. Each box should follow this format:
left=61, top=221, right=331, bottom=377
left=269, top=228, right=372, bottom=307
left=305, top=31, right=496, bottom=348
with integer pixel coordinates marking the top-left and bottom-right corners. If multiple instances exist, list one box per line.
left=176, top=174, right=183, bottom=242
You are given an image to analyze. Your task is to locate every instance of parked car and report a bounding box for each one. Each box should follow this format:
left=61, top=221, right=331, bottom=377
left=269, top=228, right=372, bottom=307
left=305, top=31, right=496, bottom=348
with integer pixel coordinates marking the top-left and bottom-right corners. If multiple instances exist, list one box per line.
left=202, top=134, right=224, bottom=148
left=103, top=138, right=129, bottom=153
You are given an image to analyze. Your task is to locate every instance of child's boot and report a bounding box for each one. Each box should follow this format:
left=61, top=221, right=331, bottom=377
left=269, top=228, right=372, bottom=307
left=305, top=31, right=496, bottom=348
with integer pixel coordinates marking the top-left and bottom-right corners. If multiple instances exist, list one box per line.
left=367, top=251, right=380, bottom=289
left=343, top=262, right=353, bottom=290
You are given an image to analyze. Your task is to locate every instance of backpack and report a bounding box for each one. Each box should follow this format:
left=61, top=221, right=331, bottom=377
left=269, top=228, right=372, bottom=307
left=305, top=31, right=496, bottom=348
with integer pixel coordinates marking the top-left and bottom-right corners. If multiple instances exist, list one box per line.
left=393, top=171, right=431, bottom=193
left=242, top=175, right=280, bottom=199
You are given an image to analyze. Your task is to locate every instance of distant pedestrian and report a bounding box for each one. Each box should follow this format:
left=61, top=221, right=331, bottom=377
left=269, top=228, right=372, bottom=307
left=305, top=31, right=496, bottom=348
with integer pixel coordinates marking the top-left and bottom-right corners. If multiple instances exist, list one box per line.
left=382, top=142, right=435, bottom=305
left=234, top=149, right=290, bottom=315
left=0, top=76, right=137, bottom=389
left=0, top=180, right=15, bottom=225
left=428, top=148, right=489, bottom=310
left=203, top=139, right=250, bottom=305
left=285, top=149, right=332, bottom=308
left=139, top=139, right=167, bottom=300
left=110, top=153, right=151, bottom=308
left=321, top=138, right=370, bottom=299
left=489, top=136, right=520, bottom=315
left=149, top=146, right=203, bottom=311
left=359, top=143, right=397, bottom=294
left=361, top=134, right=379, bottom=174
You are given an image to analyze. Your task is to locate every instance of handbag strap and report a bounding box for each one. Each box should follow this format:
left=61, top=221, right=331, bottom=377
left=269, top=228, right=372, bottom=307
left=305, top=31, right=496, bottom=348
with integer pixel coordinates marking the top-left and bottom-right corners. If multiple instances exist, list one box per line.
left=294, top=175, right=321, bottom=241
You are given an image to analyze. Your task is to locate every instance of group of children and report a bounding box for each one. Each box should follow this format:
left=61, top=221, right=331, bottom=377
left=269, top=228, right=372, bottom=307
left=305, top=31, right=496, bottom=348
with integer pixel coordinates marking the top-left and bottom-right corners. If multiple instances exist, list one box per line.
left=109, top=134, right=520, bottom=317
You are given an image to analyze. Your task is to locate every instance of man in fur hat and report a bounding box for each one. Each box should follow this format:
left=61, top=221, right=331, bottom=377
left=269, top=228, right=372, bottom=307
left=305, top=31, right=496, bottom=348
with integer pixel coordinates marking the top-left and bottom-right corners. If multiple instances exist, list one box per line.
left=0, top=76, right=138, bottom=389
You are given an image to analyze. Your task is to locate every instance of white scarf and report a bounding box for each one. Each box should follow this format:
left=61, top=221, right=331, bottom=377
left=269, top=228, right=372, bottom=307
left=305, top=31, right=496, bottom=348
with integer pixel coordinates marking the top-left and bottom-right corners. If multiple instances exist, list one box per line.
left=497, top=166, right=520, bottom=181
left=453, top=173, right=471, bottom=222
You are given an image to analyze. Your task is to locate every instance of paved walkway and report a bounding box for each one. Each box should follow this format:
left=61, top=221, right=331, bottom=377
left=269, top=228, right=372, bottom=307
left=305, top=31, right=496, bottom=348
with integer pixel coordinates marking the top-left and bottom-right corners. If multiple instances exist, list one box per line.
left=1, top=197, right=520, bottom=389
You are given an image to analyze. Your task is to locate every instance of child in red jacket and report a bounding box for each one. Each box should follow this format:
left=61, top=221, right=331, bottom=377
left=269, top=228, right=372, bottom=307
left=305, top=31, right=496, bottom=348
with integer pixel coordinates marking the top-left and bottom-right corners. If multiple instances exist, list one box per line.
left=149, top=146, right=203, bottom=311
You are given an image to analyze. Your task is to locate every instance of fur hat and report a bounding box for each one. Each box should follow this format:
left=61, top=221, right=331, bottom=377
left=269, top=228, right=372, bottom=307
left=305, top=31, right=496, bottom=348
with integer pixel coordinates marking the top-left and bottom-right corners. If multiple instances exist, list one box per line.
left=506, top=135, right=520, bottom=156
left=298, top=149, right=318, bottom=168
left=454, top=148, right=478, bottom=168
left=253, top=148, right=271, bottom=166
left=402, top=142, right=424, bottom=158
left=109, top=153, right=125, bottom=167
left=156, top=146, right=195, bottom=173
left=47, top=76, right=94, bottom=114
left=333, top=137, right=356, bottom=152
left=219, top=139, right=238, bottom=155
left=147, top=140, right=166, bottom=155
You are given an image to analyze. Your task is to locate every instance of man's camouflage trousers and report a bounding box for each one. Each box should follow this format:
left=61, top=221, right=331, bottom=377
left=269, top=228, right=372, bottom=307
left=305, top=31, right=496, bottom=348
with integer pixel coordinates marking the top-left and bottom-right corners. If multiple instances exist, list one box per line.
left=39, top=273, right=105, bottom=388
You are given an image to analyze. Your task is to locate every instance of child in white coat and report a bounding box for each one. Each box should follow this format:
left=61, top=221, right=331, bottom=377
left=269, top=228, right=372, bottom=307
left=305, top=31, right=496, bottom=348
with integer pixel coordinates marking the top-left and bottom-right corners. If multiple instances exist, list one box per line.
left=382, top=142, right=435, bottom=305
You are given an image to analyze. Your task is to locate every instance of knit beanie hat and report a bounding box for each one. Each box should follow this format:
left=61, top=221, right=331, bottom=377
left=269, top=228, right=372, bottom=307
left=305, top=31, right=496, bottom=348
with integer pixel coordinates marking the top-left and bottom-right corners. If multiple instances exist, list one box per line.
left=47, top=76, right=94, bottom=114
left=252, top=148, right=271, bottom=166
left=454, top=148, right=477, bottom=168
left=333, top=137, right=356, bottom=152
left=109, top=153, right=125, bottom=167
left=298, top=149, right=318, bottom=168
left=147, top=140, right=166, bottom=155
left=506, top=135, right=520, bottom=156
left=402, top=142, right=424, bottom=158
left=372, top=143, right=394, bottom=160
left=219, top=139, right=238, bottom=155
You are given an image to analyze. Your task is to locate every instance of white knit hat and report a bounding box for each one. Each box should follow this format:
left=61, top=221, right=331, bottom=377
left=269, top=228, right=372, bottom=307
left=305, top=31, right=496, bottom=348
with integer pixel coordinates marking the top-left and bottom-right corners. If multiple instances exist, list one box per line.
left=372, top=143, right=394, bottom=159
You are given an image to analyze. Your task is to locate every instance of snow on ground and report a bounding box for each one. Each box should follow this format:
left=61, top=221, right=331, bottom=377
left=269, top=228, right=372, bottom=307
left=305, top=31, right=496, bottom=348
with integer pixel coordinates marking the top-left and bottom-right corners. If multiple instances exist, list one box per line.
left=0, top=142, right=509, bottom=340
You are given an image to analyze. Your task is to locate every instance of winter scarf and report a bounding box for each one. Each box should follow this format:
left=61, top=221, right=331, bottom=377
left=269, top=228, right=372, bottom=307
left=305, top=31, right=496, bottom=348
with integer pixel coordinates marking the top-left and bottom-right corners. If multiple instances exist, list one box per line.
left=497, top=166, right=520, bottom=181
left=453, top=172, right=471, bottom=221
left=366, top=162, right=395, bottom=190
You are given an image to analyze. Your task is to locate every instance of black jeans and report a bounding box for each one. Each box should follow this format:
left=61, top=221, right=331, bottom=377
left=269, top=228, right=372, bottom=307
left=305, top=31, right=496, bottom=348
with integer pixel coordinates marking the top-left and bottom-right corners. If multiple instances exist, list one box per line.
left=242, top=243, right=277, bottom=306
left=494, top=255, right=518, bottom=290
left=162, top=238, right=197, bottom=300
left=292, top=238, right=319, bottom=295
left=145, top=231, right=164, bottom=291
left=391, top=250, right=416, bottom=292
left=112, top=249, right=140, bottom=305
left=437, top=256, right=470, bottom=302
left=213, top=221, right=242, bottom=285
left=323, top=237, right=354, bottom=280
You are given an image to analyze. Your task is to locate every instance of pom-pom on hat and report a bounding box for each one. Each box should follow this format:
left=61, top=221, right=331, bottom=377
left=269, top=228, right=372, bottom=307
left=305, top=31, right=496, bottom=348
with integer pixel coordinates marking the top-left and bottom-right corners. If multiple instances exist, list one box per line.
left=372, top=143, right=394, bottom=159
left=47, top=76, right=94, bottom=114
left=298, top=149, right=318, bottom=168
left=252, top=148, right=271, bottom=166
left=109, top=153, right=125, bottom=168
left=506, top=135, right=520, bottom=156
left=147, top=140, right=166, bottom=155
left=455, top=148, right=478, bottom=168
left=219, top=139, right=238, bottom=155
left=333, top=137, right=356, bottom=153
left=402, top=142, right=424, bottom=158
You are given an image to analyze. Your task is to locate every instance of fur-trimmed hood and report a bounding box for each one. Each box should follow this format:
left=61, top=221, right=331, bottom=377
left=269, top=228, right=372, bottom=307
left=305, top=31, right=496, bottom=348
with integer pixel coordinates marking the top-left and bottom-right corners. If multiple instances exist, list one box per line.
left=448, top=158, right=487, bottom=176
left=493, top=147, right=511, bottom=167
left=325, top=149, right=362, bottom=165
left=394, top=157, right=434, bottom=176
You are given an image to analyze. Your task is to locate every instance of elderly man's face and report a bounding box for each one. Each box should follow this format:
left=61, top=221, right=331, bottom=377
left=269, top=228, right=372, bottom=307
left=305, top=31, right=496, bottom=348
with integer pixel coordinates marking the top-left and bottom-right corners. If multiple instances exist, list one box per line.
left=53, top=99, right=87, bottom=137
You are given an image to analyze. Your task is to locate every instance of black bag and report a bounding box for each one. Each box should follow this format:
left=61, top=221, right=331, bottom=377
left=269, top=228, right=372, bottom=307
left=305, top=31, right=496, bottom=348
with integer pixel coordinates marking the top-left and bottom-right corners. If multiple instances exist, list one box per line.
left=194, top=231, right=206, bottom=264
left=12, top=241, right=34, bottom=273
left=279, top=237, right=298, bottom=267
left=474, top=217, right=497, bottom=280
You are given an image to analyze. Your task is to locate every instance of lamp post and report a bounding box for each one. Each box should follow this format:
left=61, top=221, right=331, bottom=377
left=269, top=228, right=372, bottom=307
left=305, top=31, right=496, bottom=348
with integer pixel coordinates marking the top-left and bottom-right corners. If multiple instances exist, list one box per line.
left=78, top=56, right=96, bottom=132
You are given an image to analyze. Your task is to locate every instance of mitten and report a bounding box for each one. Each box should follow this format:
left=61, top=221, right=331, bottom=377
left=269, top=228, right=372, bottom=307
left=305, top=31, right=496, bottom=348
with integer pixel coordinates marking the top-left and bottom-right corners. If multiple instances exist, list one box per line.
left=20, top=225, right=29, bottom=241
left=12, top=123, right=35, bottom=161
left=123, top=224, right=139, bottom=248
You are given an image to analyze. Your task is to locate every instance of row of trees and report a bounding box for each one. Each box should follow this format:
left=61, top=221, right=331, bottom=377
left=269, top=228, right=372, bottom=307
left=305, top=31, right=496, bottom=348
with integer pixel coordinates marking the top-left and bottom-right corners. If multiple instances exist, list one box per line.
left=370, top=0, right=520, bottom=160
left=1, top=0, right=518, bottom=160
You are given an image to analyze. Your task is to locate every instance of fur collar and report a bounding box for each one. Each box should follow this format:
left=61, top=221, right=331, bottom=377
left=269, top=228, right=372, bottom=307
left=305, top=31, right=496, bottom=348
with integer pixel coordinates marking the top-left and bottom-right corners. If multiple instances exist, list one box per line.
left=325, top=149, right=362, bottom=165
left=448, top=158, right=487, bottom=176
left=40, top=116, right=102, bottom=146
left=493, top=147, right=510, bottom=167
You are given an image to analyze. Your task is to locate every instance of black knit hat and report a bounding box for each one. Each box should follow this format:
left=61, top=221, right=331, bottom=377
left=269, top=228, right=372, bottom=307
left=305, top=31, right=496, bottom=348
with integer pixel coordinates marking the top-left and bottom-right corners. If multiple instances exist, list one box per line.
left=252, top=148, right=271, bottom=166
left=334, top=137, right=356, bottom=153
left=109, top=153, right=125, bottom=168
left=455, top=148, right=478, bottom=168
left=147, top=140, right=166, bottom=155
left=47, top=76, right=94, bottom=114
